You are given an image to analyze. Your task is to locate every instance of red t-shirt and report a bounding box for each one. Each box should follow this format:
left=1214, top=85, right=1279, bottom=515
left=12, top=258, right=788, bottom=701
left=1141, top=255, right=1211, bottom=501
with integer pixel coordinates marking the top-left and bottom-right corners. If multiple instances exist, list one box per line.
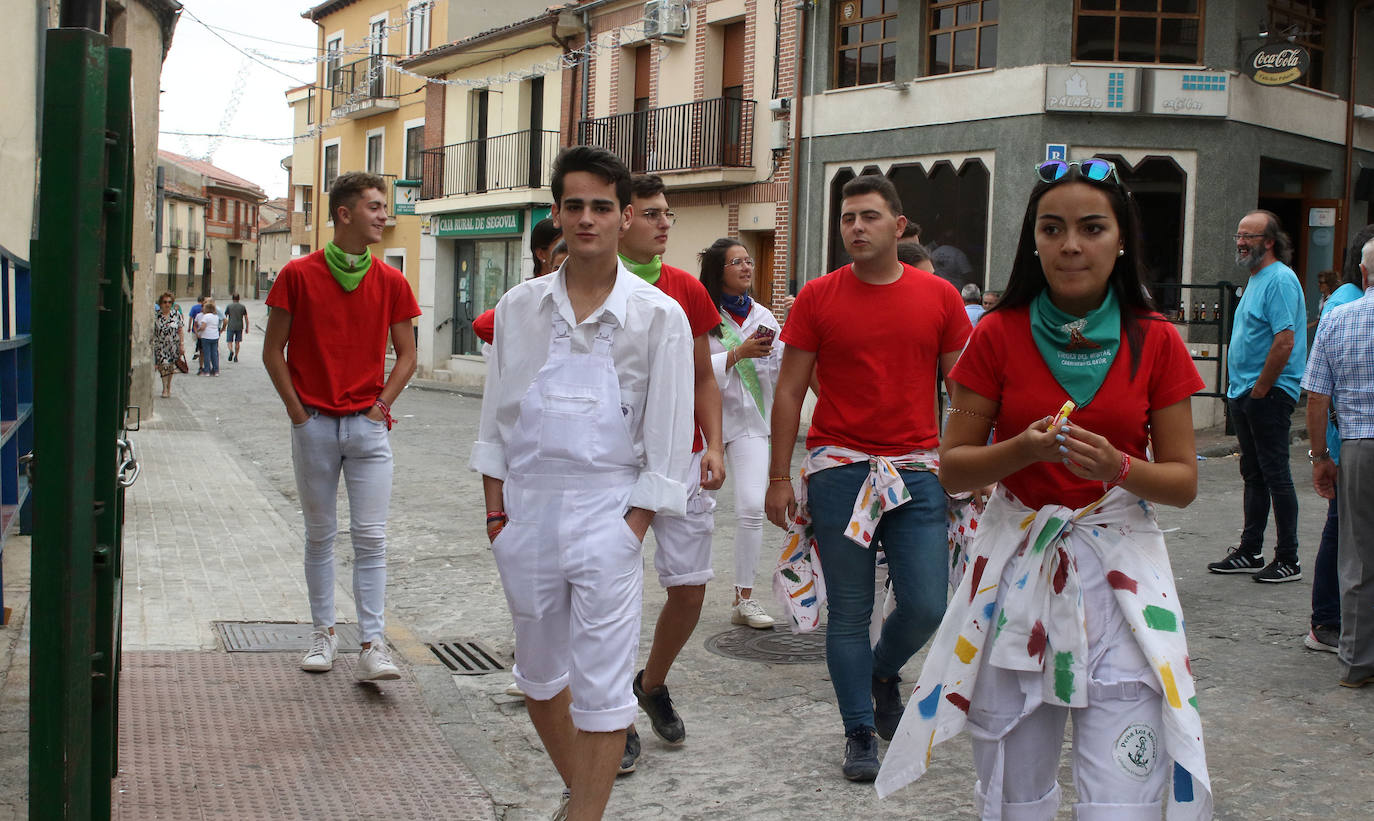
left=473, top=308, right=495, bottom=344
left=781, top=264, right=971, bottom=454
left=652, top=263, right=720, bottom=453
left=265, top=250, right=421, bottom=414
left=950, top=306, right=1204, bottom=510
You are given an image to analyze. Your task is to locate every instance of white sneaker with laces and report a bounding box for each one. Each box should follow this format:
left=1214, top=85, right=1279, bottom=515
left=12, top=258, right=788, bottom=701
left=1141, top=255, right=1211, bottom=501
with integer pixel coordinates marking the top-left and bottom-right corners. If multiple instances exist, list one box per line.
left=731, top=598, right=776, bottom=629
left=355, top=640, right=402, bottom=681
left=301, top=629, right=338, bottom=672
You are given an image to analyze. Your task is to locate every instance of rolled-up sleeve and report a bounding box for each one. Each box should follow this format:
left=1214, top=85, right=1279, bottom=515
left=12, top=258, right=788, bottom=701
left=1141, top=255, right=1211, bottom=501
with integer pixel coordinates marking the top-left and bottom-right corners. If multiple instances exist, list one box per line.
left=469, top=301, right=510, bottom=481
left=711, top=347, right=731, bottom=391
left=630, top=302, right=694, bottom=515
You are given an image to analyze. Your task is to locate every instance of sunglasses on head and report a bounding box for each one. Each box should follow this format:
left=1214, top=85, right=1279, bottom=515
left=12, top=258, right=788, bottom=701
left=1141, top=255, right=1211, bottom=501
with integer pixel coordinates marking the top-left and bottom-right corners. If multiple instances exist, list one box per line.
left=1035, top=159, right=1120, bottom=186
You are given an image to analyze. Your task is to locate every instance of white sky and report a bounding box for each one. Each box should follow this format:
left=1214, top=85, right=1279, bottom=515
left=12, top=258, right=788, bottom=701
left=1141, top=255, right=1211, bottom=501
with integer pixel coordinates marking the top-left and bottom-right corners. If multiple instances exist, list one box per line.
left=158, top=1, right=320, bottom=199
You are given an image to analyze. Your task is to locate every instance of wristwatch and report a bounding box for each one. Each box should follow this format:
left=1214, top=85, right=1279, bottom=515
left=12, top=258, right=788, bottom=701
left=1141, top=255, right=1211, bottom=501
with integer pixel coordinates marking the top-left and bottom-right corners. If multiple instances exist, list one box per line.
left=1308, top=449, right=1331, bottom=462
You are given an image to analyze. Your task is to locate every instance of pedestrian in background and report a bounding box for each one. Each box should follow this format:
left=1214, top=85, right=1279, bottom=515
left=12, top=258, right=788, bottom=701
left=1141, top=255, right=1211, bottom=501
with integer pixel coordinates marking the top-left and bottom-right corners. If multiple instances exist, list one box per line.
left=962, top=283, right=985, bottom=326
left=195, top=298, right=222, bottom=376
left=151, top=290, right=185, bottom=398
left=982, top=289, right=1000, bottom=311
left=700, top=237, right=780, bottom=630
left=223, top=293, right=248, bottom=362
left=766, top=174, right=970, bottom=782
left=263, top=170, right=420, bottom=682
left=1207, top=210, right=1307, bottom=582
left=878, top=157, right=1211, bottom=819
left=187, top=295, right=205, bottom=369
left=1302, top=236, right=1374, bottom=688
left=616, top=173, right=726, bottom=774
left=471, top=146, right=694, bottom=820
left=1301, top=225, right=1374, bottom=653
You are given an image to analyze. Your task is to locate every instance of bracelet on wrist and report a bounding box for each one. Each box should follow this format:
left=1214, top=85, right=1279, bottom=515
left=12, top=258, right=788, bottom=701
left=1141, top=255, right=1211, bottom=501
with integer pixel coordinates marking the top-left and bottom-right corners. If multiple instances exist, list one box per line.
left=769, top=476, right=791, bottom=483
left=374, top=398, right=394, bottom=430
left=486, top=510, right=508, bottom=522
left=1102, top=452, right=1131, bottom=490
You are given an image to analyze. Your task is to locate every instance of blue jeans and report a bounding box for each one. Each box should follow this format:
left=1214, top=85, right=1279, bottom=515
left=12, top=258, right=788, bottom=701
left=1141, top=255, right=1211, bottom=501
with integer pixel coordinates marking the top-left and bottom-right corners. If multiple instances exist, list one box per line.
left=1229, top=389, right=1299, bottom=562
left=808, top=463, right=949, bottom=733
left=201, top=338, right=220, bottom=374
left=1312, top=488, right=1340, bottom=628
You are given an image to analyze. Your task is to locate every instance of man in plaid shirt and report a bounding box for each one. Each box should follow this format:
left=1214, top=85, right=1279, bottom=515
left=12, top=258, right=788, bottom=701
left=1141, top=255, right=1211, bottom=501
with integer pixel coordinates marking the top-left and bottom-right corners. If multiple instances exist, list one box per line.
left=1302, top=236, right=1374, bottom=689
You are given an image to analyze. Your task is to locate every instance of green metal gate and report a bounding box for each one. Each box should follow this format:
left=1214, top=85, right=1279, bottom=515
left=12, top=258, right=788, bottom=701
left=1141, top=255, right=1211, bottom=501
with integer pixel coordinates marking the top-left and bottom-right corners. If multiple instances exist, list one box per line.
left=29, top=28, right=136, bottom=820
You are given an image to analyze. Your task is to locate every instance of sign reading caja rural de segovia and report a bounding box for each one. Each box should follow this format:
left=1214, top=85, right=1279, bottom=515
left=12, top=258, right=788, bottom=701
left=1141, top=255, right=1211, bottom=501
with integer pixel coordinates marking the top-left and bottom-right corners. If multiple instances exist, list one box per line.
left=1243, top=43, right=1310, bottom=87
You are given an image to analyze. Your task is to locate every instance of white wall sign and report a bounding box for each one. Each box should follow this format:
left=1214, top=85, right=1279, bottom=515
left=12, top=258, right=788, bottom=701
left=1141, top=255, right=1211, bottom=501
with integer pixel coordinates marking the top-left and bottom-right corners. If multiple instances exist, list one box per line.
left=1046, top=67, right=1139, bottom=113
left=1309, top=207, right=1336, bottom=227
left=1147, top=70, right=1229, bottom=117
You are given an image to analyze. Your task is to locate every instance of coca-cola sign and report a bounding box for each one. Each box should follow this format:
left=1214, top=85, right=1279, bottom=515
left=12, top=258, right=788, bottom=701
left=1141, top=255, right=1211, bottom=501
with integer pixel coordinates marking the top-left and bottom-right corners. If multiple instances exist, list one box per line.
left=1244, top=43, right=1311, bottom=87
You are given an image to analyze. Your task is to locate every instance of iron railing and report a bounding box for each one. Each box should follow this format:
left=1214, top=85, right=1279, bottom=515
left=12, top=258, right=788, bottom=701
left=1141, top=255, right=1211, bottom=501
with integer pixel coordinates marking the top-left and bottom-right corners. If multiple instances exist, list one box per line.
left=577, top=97, right=755, bottom=173
left=188, top=229, right=200, bottom=249
left=420, top=130, right=561, bottom=199
left=168, top=227, right=183, bottom=248
left=329, top=54, right=399, bottom=113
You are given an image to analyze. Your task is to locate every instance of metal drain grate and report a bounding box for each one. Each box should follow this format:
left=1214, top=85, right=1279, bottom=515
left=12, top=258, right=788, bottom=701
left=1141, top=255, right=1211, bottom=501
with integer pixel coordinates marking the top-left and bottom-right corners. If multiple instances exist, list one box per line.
left=214, top=621, right=363, bottom=652
left=704, top=624, right=828, bottom=664
left=426, top=639, right=507, bottom=675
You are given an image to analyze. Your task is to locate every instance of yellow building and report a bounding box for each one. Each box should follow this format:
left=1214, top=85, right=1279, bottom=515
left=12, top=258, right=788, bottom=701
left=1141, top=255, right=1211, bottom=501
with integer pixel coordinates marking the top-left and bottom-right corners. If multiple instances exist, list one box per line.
left=301, top=0, right=452, bottom=297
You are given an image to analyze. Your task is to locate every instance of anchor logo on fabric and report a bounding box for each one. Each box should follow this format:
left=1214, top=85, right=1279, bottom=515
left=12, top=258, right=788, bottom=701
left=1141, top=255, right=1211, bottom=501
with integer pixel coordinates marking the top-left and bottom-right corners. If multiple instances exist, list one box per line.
left=1113, top=723, right=1158, bottom=780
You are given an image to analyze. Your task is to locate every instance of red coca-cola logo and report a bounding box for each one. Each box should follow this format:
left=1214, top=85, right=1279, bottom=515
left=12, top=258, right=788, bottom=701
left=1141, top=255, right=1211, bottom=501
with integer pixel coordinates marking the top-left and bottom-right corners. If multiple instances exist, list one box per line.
left=1244, top=43, right=1310, bottom=87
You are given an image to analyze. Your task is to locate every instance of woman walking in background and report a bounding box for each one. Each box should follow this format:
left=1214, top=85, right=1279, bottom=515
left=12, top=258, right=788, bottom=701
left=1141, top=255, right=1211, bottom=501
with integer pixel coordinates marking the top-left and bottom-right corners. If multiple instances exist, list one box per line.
left=152, top=291, right=185, bottom=397
left=196, top=298, right=222, bottom=376
left=700, top=238, right=781, bottom=628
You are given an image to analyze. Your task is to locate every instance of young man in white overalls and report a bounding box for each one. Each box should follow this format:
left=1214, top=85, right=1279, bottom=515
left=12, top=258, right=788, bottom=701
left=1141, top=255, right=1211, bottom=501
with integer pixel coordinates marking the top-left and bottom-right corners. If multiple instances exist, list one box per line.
left=471, top=146, right=694, bottom=821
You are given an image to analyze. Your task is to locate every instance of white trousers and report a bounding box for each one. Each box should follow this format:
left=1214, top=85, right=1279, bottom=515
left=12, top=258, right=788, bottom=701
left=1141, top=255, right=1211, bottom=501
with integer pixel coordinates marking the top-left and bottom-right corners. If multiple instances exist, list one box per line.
left=291, top=410, right=393, bottom=644
left=493, top=479, right=642, bottom=732
left=651, top=449, right=716, bottom=587
left=968, top=547, right=1168, bottom=821
left=717, top=434, right=769, bottom=591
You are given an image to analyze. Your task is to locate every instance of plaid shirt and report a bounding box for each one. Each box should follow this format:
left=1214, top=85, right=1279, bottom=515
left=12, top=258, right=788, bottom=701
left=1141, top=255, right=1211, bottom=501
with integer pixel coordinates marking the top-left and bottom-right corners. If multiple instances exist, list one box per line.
left=1302, top=289, right=1374, bottom=440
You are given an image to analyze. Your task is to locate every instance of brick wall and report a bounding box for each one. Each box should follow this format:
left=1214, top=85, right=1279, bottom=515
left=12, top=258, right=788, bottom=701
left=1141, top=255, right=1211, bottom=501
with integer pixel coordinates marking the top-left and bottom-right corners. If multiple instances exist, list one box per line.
left=424, top=80, right=445, bottom=150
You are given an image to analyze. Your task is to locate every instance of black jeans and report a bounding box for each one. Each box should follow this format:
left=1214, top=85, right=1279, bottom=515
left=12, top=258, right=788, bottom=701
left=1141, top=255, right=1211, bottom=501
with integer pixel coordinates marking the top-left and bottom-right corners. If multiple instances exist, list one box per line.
left=1312, top=488, right=1341, bottom=627
left=1229, top=389, right=1299, bottom=562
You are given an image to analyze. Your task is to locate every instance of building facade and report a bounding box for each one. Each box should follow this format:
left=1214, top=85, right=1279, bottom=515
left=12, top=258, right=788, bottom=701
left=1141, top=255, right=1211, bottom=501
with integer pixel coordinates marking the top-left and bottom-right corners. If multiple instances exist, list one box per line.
left=154, top=166, right=209, bottom=298
left=158, top=150, right=268, bottom=301
left=794, top=0, right=1374, bottom=427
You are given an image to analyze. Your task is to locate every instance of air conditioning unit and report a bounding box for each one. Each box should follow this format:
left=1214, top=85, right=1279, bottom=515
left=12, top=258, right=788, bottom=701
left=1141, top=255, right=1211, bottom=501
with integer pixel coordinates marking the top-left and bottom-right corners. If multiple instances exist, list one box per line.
left=644, top=0, right=688, bottom=39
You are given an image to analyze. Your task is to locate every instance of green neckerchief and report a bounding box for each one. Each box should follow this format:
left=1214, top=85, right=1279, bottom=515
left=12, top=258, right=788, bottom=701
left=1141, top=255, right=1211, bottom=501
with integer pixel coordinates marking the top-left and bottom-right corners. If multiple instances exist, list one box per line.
left=717, top=311, right=767, bottom=421
left=1029, top=288, right=1121, bottom=407
left=324, top=242, right=373, bottom=292
left=619, top=253, right=662, bottom=285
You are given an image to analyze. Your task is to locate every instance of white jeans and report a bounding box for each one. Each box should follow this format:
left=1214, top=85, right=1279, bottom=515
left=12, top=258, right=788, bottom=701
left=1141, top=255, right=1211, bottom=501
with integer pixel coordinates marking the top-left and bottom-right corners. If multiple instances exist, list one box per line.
left=291, top=410, right=393, bottom=644
left=720, top=435, right=769, bottom=591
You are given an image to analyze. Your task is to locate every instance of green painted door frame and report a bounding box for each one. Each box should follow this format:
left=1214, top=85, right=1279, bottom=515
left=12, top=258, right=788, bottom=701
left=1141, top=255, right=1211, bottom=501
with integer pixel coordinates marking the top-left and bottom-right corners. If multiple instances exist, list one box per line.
left=29, top=28, right=134, bottom=820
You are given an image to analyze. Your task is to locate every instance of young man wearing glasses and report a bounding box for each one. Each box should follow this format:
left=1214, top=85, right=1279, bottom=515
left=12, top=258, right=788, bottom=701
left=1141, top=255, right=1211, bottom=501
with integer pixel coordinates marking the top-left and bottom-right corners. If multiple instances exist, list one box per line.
left=1208, top=210, right=1307, bottom=583
left=616, top=173, right=726, bottom=774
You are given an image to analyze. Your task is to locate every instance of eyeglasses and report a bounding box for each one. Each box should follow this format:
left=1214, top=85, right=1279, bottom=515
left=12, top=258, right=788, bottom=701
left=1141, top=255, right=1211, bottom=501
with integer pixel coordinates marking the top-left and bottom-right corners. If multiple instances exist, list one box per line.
left=1233, top=232, right=1266, bottom=241
left=1035, top=159, right=1121, bottom=186
left=726, top=256, right=754, bottom=268
left=639, top=208, right=676, bottom=226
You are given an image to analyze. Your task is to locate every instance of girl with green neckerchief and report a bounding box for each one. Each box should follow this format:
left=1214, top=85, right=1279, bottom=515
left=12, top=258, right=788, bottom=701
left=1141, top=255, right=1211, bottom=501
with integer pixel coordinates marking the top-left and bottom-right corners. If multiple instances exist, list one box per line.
left=698, top=237, right=782, bottom=630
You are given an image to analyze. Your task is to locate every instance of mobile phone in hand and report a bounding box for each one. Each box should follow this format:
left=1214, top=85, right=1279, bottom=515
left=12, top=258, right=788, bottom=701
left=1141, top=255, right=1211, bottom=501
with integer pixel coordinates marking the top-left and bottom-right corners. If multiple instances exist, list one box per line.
left=751, top=327, right=776, bottom=343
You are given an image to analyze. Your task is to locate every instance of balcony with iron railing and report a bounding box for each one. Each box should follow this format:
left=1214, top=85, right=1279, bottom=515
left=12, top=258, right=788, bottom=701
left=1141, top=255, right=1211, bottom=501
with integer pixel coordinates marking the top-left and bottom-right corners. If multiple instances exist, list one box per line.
left=328, top=55, right=400, bottom=120
left=419, top=130, right=561, bottom=201
left=577, top=97, right=755, bottom=186
left=168, top=227, right=183, bottom=248
left=188, top=229, right=201, bottom=249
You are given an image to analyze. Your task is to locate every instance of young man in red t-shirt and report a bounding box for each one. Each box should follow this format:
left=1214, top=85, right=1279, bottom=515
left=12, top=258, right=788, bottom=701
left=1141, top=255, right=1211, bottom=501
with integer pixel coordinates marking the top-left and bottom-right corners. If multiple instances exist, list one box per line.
left=263, top=171, right=421, bottom=682
left=616, top=174, right=725, bottom=773
left=766, top=175, right=971, bottom=781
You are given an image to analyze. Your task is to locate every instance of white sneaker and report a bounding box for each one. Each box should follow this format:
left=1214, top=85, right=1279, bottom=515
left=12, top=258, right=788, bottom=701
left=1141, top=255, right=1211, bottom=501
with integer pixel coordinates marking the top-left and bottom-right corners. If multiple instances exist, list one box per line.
left=504, top=678, right=526, bottom=697
left=301, top=629, right=338, bottom=672
left=551, top=788, right=571, bottom=821
left=731, top=598, right=776, bottom=629
left=355, top=641, right=402, bottom=681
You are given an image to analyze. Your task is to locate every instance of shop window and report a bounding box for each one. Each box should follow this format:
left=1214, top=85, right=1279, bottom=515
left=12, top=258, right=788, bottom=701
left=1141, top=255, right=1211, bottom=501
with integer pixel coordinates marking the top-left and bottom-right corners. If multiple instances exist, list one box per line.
left=834, top=0, right=898, bottom=89
left=1074, top=0, right=1203, bottom=65
left=928, top=0, right=998, bottom=76
left=1267, top=0, right=1326, bottom=90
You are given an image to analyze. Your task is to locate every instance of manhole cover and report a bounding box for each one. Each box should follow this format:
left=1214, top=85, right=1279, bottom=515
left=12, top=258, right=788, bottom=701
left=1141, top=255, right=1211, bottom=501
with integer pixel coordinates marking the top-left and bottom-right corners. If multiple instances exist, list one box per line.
left=704, top=625, right=827, bottom=664
left=214, top=621, right=363, bottom=652
left=426, top=639, right=507, bottom=675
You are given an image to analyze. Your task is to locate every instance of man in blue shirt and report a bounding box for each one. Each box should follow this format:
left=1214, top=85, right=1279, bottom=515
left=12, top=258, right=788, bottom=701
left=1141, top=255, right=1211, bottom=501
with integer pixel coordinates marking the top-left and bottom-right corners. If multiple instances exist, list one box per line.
left=1303, top=224, right=1374, bottom=652
left=1208, top=210, right=1307, bottom=582
left=1301, top=236, right=1374, bottom=687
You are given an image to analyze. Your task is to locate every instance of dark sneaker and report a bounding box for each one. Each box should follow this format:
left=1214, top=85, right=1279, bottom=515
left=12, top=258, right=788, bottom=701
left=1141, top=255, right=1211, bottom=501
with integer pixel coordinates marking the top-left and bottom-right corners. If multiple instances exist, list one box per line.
left=618, top=726, right=641, bottom=776
left=1207, top=547, right=1264, bottom=574
left=842, top=726, right=880, bottom=782
left=633, top=670, right=685, bottom=744
left=1339, top=672, right=1374, bottom=688
left=872, top=674, right=904, bottom=741
left=1305, top=625, right=1339, bottom=653
left=1254, top=559, right=1302, bottom=583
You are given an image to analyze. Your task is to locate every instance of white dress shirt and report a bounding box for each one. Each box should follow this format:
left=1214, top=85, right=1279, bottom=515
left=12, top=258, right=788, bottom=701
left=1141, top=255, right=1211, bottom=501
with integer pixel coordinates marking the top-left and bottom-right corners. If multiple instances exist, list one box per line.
left=708, top=300, right=782, bottom=442
left=470, top=261, right=696, bottom=516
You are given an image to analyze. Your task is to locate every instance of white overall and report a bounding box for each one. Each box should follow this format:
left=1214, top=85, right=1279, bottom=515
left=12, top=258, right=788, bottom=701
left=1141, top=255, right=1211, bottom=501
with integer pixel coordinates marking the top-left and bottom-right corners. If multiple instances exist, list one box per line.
left=492, top=314, right=645, bottom=733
